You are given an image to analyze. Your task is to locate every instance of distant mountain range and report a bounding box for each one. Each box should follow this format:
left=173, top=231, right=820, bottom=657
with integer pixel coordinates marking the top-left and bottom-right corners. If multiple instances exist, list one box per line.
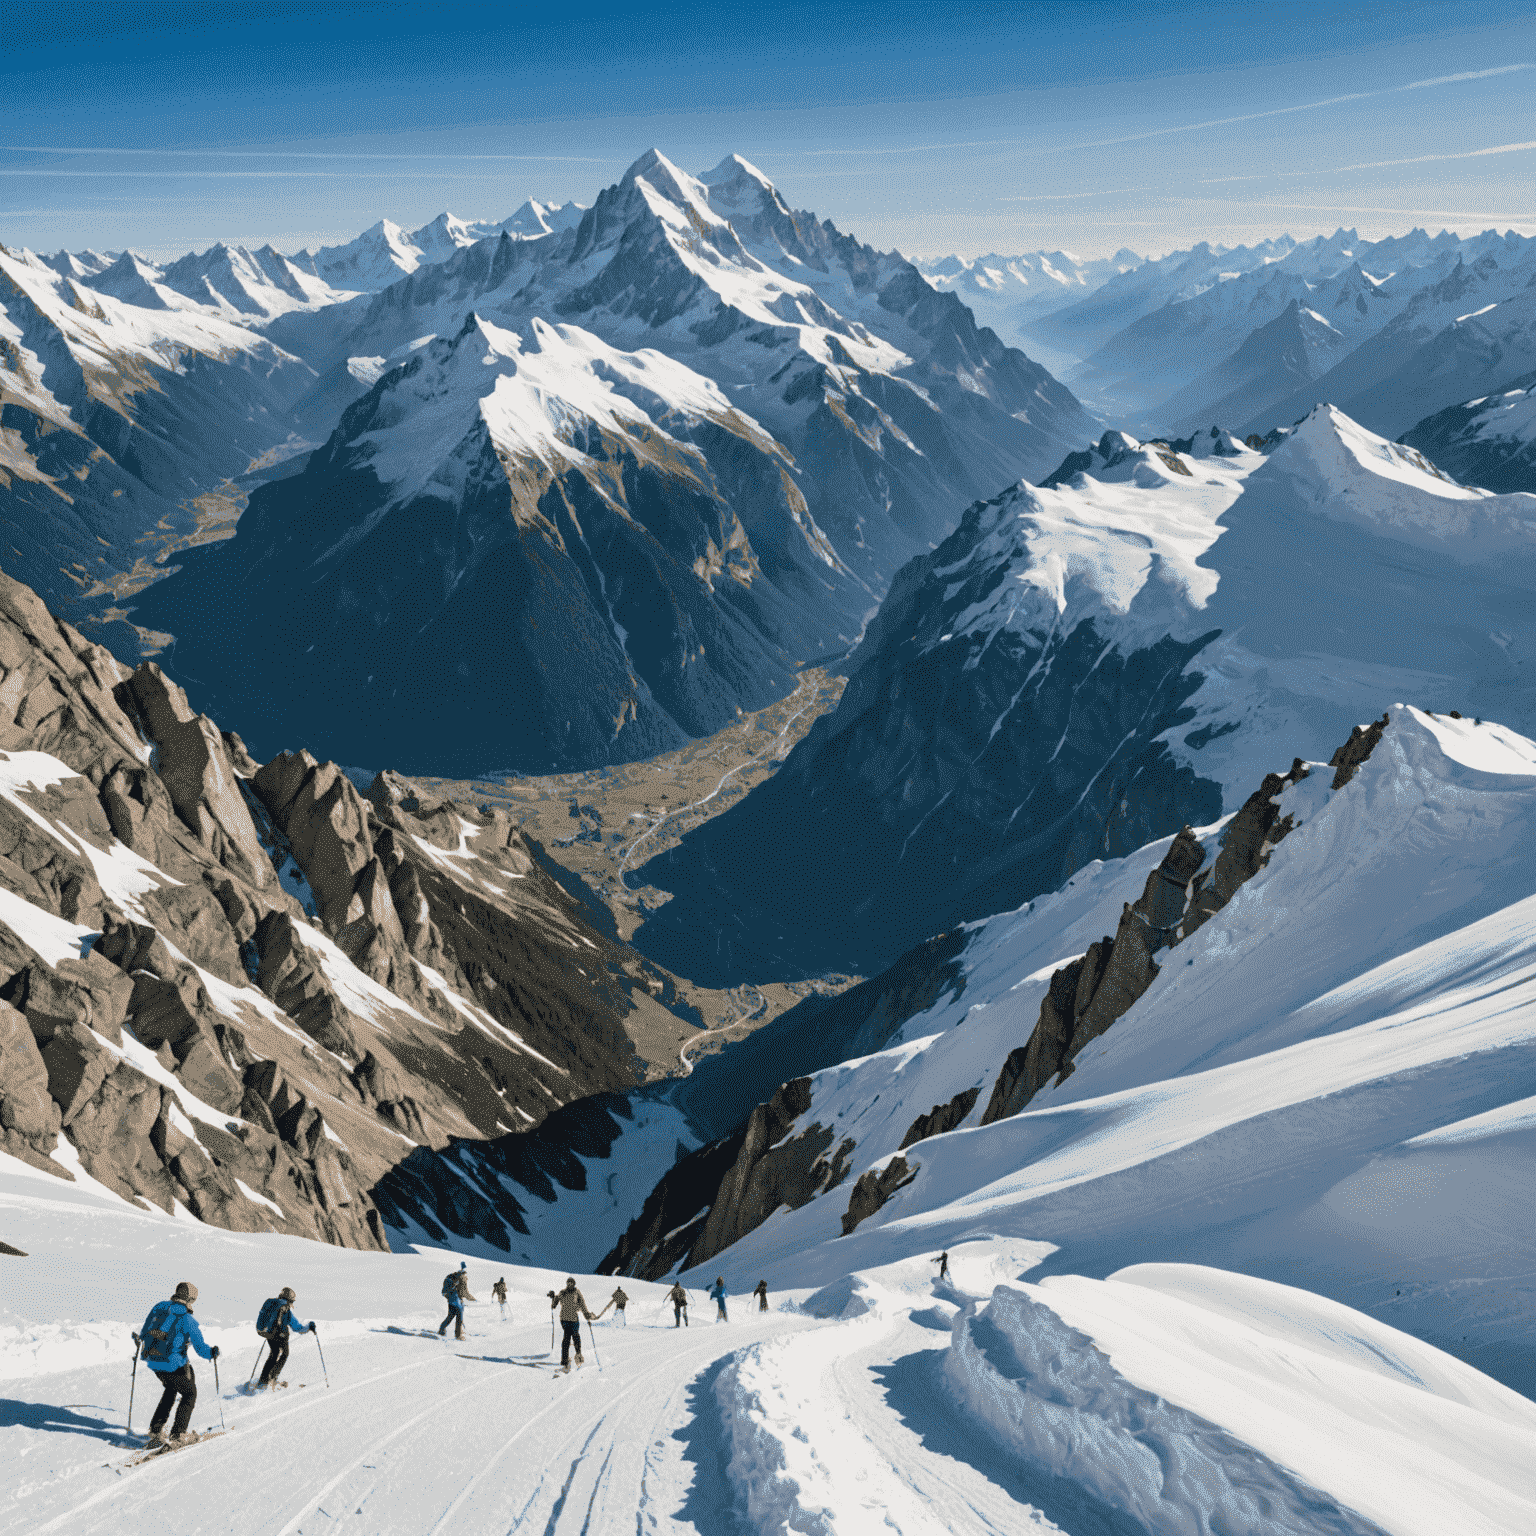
left=921, top=228, right=1536, bottom=463
left=4, top=151, right=1093, bottom=774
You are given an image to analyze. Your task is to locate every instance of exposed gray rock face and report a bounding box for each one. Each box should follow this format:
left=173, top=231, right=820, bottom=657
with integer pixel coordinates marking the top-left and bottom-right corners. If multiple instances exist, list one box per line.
left=598, top=930, right=968, bottom=1280
left=981, top=756, right=1317, bottom=1127
left=116, top=664, right=276, bottom=891
left=594, top=1077, right=855, bottom=1279
left=1328, top=714, right=1390, bottom=791
left=898, top=1088, right=979, bottom=1151
left=689, top=1078, right=855, bottom=1269
left=0, top=1000, right=62, bottom=1171
left=841, top=1155, right=917, bottom=1235
left=0, top=566, right=711, bottom=1253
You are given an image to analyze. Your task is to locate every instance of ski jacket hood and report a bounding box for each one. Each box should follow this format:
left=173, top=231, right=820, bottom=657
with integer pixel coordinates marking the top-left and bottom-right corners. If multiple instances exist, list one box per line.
left=140, top=1299, right=213, bottom=1372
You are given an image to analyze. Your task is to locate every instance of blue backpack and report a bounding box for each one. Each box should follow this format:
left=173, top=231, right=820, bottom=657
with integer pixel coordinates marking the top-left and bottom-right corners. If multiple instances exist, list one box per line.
left=256, top=1297, right=287, bottom=1335
left=141, top=1300, right=180, bottom=1365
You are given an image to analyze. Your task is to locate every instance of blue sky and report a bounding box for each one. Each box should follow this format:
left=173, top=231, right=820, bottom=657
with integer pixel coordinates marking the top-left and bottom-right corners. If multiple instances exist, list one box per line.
left=4, top=0, right=1534, bottom=261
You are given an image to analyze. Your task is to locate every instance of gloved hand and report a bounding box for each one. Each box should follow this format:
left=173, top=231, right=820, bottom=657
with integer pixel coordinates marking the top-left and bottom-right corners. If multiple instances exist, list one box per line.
left=210, top=1346, right=221, bottom=1359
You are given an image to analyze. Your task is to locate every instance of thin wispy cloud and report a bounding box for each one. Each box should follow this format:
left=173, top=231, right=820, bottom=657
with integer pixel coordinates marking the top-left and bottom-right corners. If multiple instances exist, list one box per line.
left=788, top=61, right=1532, bottom=160
left=1296, top=139, right=1536, bottom=174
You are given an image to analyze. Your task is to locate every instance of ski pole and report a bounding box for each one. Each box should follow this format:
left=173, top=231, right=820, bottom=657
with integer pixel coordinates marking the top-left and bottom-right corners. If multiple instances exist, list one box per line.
left=585, top=1317, right=603, bottom=1373
left=213, top=1353, right=226, bottom=1429
left=314, top=1330, right=330, bottom=1388
left=127, top=1333, right=141, bottom=1435
left=247, top=1343, right=263, bottom=1387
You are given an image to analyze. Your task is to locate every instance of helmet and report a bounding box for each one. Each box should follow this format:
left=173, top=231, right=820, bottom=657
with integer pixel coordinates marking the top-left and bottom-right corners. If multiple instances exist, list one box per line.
left=173, top=1281, right=198, bottom=1303
left=565, top=1277, right=576, bottom=1287
left=279, top=1287, right=296, bottom=1302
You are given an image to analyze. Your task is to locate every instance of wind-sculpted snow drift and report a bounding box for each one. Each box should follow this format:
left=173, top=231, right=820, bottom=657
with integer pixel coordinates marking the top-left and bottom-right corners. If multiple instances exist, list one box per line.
left=631, top=405, right=1536, bottom=982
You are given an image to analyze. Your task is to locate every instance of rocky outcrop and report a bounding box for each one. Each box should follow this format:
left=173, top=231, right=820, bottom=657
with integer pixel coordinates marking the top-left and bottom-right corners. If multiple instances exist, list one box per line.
left=598, top=1078, right=857, bottom=1279
left=841, top=1154, right=917, bottom=1235
left=898, top=1087, right=979, bottom=1151
left=982, top=757, right=1314, bottom=1127
left=115, top=664, right=275, bottom=890
left=1329, top=713, right=1390, bottom=790
left=687, top=1078, right=855, bottom=1268
left=0, top=566, right=708, bottom=1255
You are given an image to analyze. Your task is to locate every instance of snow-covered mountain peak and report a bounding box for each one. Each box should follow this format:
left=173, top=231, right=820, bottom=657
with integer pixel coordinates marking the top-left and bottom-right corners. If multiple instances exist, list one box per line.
left=619, top=147, right=713, bottom=214
left=355, top=308, right=779, bottom=512
left=700, top=151, right=776, bottom=191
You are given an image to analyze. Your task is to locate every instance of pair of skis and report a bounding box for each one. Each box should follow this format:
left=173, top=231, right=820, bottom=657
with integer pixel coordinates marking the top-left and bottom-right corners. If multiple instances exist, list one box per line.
left=114, top=1430, right=227, bottom=1473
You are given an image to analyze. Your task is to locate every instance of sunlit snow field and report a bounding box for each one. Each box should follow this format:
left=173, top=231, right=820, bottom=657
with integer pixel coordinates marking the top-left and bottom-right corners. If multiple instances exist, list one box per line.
left=5, top=1158, right=1536, bottom=1536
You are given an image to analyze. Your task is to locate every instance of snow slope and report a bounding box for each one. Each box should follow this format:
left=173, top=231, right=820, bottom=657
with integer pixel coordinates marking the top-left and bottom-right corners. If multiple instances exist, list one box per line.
left=6, top=1166, right=1531, bottom=1535
left=653, top=705, right=1536, bottom=1399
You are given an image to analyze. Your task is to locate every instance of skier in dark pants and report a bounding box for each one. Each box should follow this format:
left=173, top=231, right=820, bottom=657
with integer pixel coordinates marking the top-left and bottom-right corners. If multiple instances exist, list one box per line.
left=138, top=1281, right=218, bottom=1448
left=552, top=1278, right=595, bottom=1370
left=255, top=1286, right=314, bottom=1390
left=753, top=1280, right=769, bottom=1312
left=439, top=1262, right=475, bottom=1340
left=668, top=1282, right=689, bottom=1327
left=931, top=1251, right=949, bottom=1281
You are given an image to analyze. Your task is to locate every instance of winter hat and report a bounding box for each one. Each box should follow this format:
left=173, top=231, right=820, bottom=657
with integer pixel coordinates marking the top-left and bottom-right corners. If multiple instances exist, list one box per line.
left=565, top=1277, right=576, bottom=1287
left=279, top=1287, right=296, bottom=1301
left=173, top=1281, right=198, bottom=1303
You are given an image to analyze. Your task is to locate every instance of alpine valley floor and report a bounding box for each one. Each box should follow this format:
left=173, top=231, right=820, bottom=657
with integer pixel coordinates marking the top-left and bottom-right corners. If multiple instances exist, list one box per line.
left=5, top=1169, right=1535, bottom=1536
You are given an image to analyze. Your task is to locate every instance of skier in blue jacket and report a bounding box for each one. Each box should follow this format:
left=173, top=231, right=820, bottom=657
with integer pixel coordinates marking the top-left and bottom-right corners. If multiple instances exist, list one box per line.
left=139, top=1281, right=218, bottom=1447
left=710, top=1277, right=729, bottom=1322
left=255, top=1286, right=313, bottom=1390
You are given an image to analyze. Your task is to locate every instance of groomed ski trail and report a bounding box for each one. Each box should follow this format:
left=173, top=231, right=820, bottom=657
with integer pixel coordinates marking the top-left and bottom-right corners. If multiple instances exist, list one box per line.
left=9, top=1314, right=824, bottom=1536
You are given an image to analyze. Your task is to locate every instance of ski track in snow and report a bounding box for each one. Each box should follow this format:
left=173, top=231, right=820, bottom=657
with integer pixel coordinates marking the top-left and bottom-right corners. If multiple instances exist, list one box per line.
left=5, top=1219, right=1534, bottom=1535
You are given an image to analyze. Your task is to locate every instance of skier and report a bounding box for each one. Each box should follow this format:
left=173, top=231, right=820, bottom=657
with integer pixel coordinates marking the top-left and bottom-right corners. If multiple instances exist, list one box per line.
left=254, top=1285, right=314, bottom=1390
left=667, top=1281, right=689, bottom=1328
left=753, top=1279, right=769, bottom=1312
left=931, top=1251, right=949, bottom=1281
left=551, top=1277, right=595, bottom=1370
left=598, top=1286, right=629, bottom=1327
left=438, top=1262, right=475, bottom=1341
left=492, top=1278, right=508, bottom=1319
left=710, top=1276, right=729, bottom=1322
left=138, top=1281, right=219, bottom=1448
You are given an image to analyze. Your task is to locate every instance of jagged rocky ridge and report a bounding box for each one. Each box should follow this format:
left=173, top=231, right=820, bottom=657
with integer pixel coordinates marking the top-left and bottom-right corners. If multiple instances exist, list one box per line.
left=0, top=568, right=705, bottom=1251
